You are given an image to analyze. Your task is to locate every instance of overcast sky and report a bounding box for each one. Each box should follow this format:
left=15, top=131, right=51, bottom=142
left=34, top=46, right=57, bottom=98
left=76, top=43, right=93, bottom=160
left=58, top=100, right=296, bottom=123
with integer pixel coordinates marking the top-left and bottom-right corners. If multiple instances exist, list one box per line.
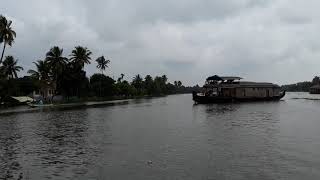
left=2, top=0, right=320, bottom=85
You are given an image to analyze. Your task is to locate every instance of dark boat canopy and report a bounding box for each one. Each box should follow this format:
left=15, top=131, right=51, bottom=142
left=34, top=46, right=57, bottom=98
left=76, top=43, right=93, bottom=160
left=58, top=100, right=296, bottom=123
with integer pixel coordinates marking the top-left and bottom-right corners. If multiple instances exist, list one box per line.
left=206, top=75, right=242, bottom=81
left=206, top=75, right=222, bottom=81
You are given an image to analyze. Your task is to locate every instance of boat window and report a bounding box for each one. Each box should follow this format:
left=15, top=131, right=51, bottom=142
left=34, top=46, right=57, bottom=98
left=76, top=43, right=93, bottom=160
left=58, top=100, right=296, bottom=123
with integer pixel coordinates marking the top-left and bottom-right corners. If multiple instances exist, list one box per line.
left=212, top=88, right=218, bottom=95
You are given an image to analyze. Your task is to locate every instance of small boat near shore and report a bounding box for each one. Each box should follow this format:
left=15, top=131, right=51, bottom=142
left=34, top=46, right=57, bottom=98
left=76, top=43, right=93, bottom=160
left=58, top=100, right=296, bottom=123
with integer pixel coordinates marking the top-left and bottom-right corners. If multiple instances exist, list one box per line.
left=193, top=75, right=285, bottom=104
left=27, top=102, right=54, bottom=108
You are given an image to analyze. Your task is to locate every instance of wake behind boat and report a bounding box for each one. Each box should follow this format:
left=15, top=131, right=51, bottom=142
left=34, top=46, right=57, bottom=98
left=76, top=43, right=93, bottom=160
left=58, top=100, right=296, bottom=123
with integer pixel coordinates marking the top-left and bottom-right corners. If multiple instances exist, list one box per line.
left=193, top=75, right=285, bottom=104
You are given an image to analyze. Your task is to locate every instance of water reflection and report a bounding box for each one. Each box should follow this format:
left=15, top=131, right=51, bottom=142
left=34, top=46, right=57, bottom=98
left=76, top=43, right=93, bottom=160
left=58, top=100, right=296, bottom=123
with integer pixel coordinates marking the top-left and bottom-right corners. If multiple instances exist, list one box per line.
left=0, top=115, right=23, bottom=179
left=204, top=103, right=239, bottom=114
left=1, top=94, right=320, bottom=179
left=35, top=110, right=90, bottom=178
left=197, top=101, right=282, bottom=179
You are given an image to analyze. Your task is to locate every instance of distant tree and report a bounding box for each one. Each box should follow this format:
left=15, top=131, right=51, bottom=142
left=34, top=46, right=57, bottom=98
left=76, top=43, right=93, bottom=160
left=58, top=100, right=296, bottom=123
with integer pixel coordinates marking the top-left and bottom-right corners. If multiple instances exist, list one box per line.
left=70, top=46, right=92, bottom=70
left=96, top=56, right=110, bottom=74
left=153, top=76, right=164, bottom=95
left=174, top=80, right=182, bottom=87
left=161, top=75, right=167, bottom=83
left=116, top=80, right=137, bottom=97
left=60, top=66, right=89, bottom=98
left=151, top=75, right=169, bottom=94
left=90, top=73, right=115, bottom=97
left=132, top=74, right=143, bottom=94
left=0, top=15, right=16, bottom=64
left=281, top=81, right=312, bottom=92
left=117, top=73, right=125, bottom=83
left=144, top=75, right=154, bottom=95
left=0, top=56, right=23, bottom=79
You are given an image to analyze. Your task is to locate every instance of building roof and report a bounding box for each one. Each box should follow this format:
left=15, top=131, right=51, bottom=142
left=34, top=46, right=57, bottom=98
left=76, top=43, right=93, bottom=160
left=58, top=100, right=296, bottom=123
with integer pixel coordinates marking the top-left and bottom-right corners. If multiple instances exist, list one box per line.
left=11, top=96, right=34, bottom=103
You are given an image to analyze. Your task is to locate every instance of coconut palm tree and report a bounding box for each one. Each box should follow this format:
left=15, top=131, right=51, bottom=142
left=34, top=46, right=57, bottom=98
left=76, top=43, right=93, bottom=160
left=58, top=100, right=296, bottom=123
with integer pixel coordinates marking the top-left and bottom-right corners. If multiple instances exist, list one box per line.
left=28, top=60, right=54, bottom=99
left=0, top=56, right=23, bottom=79
left=117, top=73, right=125, bottom=83
left=27, top=60, right=50, bottom=81
left=45, top=46, right=68, bottom=80
left=132, top=74, right=143, bottom=91
left=96, top=56, right=110, bottom=74
left=70, top=46, right=92, bottom=69
left=0, top=15, right=16, bottom=64
left=45, top=46, right=68, bottom=97
left=0, top=16, right=4, bottom=39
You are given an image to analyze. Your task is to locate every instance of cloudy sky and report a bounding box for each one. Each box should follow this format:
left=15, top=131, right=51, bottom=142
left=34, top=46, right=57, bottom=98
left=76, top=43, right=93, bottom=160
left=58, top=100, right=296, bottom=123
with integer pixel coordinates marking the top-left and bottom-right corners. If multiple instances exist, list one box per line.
left=2, top=0, right=320, bottom=85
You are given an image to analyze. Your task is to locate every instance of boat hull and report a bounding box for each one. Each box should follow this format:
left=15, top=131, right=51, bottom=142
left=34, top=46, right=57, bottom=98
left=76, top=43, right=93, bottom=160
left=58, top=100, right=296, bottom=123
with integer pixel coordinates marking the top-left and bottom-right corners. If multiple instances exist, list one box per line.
left=192, top=91, right=285, bottom=104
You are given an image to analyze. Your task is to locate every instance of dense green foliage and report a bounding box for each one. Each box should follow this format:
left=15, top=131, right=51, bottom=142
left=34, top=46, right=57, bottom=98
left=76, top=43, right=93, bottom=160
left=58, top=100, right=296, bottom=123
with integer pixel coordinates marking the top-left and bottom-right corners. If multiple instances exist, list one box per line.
left=281, top=81, right=312, bottom=92
left=0, top=15, right=200, bottom=103
left=281, top=76, right=320, bottom=92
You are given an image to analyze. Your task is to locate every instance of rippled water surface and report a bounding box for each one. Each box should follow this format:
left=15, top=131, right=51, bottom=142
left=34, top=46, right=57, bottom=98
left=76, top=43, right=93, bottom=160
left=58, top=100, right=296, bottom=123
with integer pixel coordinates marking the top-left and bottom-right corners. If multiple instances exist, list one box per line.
left=1, top=93, right=320, bottom=179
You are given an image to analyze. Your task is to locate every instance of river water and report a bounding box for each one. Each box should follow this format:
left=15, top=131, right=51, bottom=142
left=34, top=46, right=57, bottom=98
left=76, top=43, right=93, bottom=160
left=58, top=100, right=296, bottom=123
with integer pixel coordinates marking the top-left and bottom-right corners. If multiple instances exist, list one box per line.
left=1, top=92, right=320, bottom=179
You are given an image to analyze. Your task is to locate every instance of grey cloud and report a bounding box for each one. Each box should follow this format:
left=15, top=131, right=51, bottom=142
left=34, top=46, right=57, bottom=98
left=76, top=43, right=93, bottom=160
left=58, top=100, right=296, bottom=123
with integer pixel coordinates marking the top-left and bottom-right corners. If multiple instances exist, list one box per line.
left=2, top=0, right=320, bottom=85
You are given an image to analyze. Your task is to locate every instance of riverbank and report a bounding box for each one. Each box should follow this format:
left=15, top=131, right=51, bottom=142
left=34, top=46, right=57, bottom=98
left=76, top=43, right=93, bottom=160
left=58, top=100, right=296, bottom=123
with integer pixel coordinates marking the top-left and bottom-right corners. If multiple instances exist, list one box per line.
left=0, top=94, right=168, bottom=107
left=59, top=94, right=168, bottom=103
left=0, top=94, right=186, bottom=116
left=0, top=99, right=131, bottom=116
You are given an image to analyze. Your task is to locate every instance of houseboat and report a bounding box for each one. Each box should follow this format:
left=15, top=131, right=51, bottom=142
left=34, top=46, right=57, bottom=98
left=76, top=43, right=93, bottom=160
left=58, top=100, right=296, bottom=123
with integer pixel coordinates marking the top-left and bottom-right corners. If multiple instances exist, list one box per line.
left=192, top=75, right=285, bottom=103
left=310, top=84, right=320, bottom=94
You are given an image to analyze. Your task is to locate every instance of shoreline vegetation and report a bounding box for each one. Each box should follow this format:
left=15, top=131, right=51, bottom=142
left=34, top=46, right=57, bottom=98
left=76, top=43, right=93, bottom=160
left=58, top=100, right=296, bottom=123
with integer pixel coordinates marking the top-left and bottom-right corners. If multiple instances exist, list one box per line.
left=281, top=82, right=312, bottom=92
left=0, top=15, right=200, bottom=107
left=281, top=76, right=320, bottom=92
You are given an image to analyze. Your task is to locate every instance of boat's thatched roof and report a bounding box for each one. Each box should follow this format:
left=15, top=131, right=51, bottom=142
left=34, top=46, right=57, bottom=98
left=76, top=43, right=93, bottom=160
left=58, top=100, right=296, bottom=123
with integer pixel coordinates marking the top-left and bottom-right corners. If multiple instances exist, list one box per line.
left=206, top=75, right=222, bottom=81
left=238, top=81, right=279, bottom=88
left=204, top=81, right=280, bottom=88
left=206, top=75, right=242, bottom=81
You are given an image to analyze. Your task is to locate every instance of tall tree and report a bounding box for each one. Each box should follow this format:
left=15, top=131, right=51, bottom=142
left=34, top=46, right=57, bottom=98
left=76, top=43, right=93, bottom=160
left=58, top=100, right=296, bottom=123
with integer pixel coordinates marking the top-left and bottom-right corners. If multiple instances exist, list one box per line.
left=0, top=15, right=16, bottom=64
left=161, top=75, right=168, bottom=84
left=132, top=74, right=143, bottom=94
left=96, top=56, right=110, bottom=74
left=70, top=46, right=92, bottom=70
left=45, top=46, right=68, bottom=80
left=0, top=56, right=23, bottom=79
left=45, top=46, right=68, bottom=95
left=144, top=75, right=154, bottom=95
